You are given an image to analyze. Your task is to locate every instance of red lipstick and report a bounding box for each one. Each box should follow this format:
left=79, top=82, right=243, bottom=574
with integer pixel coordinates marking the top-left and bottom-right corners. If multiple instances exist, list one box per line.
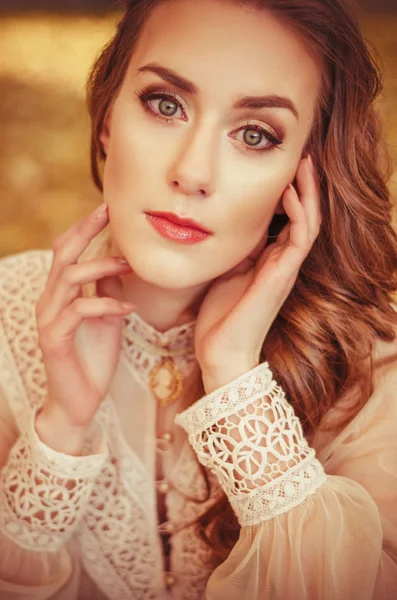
left=145, top=211, right=213, bottom=245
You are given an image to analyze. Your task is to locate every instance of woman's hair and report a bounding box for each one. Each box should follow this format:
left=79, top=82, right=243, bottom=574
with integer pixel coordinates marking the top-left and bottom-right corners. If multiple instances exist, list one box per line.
left=86, top=0, right=397, bottom=561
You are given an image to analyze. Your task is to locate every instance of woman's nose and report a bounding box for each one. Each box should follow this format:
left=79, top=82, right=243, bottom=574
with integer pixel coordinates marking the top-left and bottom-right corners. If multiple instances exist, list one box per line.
left=166, top=124, right=218, bottom=198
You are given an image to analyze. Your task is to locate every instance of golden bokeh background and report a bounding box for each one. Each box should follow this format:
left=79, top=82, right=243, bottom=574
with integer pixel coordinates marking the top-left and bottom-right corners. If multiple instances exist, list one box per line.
left=0, top=10, right=396, bottom=258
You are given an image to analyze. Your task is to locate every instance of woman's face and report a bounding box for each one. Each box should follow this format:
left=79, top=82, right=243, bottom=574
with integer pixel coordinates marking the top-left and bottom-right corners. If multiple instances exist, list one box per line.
left=101, top=0, right=321, bottom=289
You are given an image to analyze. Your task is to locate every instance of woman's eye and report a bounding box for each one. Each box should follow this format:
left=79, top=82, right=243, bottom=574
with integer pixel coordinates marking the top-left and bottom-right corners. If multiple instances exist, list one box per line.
left=232, top=126, right=282, bottom=152
left=137, top=91, right=186, bottom=120
left=150, top=96, right=181, bottom=118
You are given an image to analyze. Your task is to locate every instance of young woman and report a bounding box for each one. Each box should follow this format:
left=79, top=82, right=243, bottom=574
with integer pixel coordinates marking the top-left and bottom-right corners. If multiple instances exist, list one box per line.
left=0, top=0, right=396, bottom=598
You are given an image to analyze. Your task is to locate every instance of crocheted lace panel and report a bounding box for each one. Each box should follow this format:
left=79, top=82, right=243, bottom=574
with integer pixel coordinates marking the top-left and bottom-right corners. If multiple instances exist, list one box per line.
left=0, top=409, right=106, bottom=550
left=175, top=362, right=327, bottom=526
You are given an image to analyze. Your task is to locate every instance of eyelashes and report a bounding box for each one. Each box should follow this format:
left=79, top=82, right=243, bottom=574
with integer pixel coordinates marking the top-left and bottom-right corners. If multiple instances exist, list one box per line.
left=134, top=87, right=284, bottom=155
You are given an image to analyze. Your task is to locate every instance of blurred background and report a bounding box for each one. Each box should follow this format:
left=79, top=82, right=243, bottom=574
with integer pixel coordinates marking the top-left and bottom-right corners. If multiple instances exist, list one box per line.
left=0, top=0, right=396, bottom=258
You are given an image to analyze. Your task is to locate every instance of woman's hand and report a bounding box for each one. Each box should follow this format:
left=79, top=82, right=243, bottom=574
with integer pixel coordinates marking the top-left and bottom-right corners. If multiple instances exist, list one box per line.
left=35, top=203, right=137, bottom=454
left=194, top=156, right=321, bottom=392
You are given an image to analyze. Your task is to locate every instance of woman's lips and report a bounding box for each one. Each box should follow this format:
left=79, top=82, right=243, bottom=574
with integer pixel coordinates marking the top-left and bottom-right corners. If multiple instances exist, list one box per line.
left=146, top=211, right=212, bottom=233
left=145, top=213, right=212, bottom=244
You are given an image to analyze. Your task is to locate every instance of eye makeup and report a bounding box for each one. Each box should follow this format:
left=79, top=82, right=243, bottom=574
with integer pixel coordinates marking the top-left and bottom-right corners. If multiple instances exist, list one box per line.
left=134, top=85, right=285, bottom=155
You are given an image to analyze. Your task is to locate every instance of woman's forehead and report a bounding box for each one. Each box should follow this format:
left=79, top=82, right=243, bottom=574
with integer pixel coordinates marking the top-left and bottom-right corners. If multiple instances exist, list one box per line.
left=128, top=0, right=321, bottom=127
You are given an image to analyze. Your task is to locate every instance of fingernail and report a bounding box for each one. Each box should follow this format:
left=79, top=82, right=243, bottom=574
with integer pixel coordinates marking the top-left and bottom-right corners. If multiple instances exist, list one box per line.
left=307, top=155, right=314, bottom=172
left=116, top=257, right=130, bottom=264
left=121, top=302, right=137, bottom=311
left=93, top=202, right=108, bottom=219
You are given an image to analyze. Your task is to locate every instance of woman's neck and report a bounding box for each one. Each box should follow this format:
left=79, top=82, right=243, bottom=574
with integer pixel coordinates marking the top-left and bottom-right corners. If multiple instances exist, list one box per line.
left=118, top=270, right=210, bottom=333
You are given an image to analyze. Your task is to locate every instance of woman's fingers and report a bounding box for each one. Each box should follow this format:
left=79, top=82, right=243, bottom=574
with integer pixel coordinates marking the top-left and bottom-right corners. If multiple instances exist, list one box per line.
left=34, top=203, right=139, bottom=434
left=39, top=297, right=136, bottom=358
left=47, top=202, right=109, bottom=287
left=282, top=183, right=309, bottom=251
left=295, top=156, right=322, bottom=240
left=279, top=156, right=321, bottom=255
left=37, top=257, right=133, bottom=326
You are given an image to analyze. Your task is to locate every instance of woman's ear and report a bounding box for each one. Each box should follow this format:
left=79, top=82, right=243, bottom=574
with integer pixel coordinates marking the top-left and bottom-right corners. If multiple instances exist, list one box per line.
left=99, top=110, right=113, bottom=157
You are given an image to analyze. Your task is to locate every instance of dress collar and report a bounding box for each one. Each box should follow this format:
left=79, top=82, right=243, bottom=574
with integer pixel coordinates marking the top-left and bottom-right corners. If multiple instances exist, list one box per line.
left=122, top=310, right=196, bottom=358
left=121, top=311, right=199, bottom=406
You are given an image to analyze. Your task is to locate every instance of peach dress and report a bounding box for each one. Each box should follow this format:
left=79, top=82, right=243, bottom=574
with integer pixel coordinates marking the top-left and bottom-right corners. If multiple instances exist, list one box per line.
left=0, top=249, right=396, bottom=599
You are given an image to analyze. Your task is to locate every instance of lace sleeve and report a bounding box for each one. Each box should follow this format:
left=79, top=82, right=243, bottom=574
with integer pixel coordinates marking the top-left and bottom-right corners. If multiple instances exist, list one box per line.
left=0, top=408, right=108, bottom=552
left=175, top=361, right=326, bottom=526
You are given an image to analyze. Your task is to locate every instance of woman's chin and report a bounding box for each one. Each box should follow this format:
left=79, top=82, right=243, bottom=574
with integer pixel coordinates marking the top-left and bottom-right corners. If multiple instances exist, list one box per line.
left=126, top=261, right=212, bottom=291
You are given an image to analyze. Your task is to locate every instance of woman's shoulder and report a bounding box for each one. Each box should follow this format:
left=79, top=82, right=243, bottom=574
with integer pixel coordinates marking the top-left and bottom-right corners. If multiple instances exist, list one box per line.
left=0, top=248, right=52, bottom=289
left=0, top=248, right=52, bottom=316
left=310, top=302, right=397, bottom=454
left=0, top=248, right=52, bottom=335
left=0, top=249, right=53, bottom=418
left=351, top=302, right=397, bottom=412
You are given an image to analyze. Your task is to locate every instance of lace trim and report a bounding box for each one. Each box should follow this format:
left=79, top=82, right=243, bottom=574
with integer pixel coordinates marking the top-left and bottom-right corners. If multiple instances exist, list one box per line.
left=0, top=250, right=53, bottom=417
left=121, top=341, right=198, bottom=392
left=0, top=322, right=28, bottom=419
left=0, top=420, right=106, bottom=551
left=175, top=362, right=275, bottom=434
left=228, top=456, right=326, bottom=524
left=121, top=320, right=198, bottom=391
left=29, top=414, right=108, bottom=478
left=123, top=310, right=196, bottom=354
left=176, top=362, right=327, bottom=526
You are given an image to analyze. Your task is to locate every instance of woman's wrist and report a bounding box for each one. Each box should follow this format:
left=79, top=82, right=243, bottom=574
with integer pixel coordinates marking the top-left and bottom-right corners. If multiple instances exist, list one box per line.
left=202, top=360, right=259, bottom=394
left=35, top=403, right=91, bottom=456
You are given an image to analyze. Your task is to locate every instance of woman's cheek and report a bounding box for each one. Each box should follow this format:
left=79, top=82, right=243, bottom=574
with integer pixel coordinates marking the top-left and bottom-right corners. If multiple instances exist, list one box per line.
left=227, top=185, right=282, bottom=232
left=103, top=132, right=144, bottom=201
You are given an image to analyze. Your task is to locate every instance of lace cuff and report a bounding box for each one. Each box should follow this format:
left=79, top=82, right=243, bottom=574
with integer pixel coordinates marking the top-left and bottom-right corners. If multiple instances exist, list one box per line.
left=0, top=410, right=108, bottom=551
left=175, top=362, right=327, bottom=526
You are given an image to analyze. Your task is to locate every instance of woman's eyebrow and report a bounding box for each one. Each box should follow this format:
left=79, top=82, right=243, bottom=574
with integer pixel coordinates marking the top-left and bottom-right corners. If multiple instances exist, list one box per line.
left=136, top=63, right=300, bottom=121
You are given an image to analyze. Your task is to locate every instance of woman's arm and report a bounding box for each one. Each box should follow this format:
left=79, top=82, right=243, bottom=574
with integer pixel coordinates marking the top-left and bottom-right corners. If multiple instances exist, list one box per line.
left=176, top=361, right=397, bottom=599
left=0, top=388, right=107, bottom=598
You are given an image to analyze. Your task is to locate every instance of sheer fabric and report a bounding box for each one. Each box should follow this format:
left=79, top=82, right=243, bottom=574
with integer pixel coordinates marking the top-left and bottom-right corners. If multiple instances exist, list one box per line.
left=0, top=249, right=396, bottom=600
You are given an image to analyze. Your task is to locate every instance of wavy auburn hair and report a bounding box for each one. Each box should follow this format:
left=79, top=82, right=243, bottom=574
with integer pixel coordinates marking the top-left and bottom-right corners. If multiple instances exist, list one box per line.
left=86, top=0, right=397, bottom=560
